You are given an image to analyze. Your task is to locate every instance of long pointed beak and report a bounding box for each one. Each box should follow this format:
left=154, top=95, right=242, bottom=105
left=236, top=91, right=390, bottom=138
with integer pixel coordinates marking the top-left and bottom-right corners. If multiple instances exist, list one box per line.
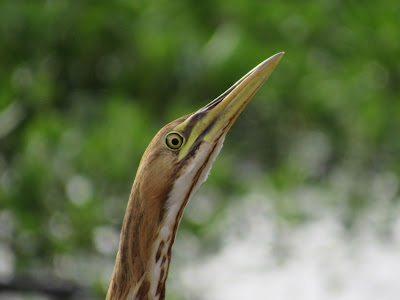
left=175, top=52, right=284, bottom=160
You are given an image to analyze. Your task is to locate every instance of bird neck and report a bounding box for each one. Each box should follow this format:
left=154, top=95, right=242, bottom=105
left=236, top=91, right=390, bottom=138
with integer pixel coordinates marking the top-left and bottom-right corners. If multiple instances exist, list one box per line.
left=106, top=134, right=226, bottom=300
left=106, top=181, right=178, bottom=300
left=106, top=162, right=211, bottom=300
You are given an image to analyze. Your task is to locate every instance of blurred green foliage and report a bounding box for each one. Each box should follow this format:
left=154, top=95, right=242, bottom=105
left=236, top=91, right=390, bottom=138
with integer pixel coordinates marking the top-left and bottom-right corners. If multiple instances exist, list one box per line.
left=0, top=0, right=399, bottom=298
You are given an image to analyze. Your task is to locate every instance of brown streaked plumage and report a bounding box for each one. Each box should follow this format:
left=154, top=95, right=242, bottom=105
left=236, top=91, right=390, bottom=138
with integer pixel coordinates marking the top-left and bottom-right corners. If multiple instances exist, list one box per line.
left=106, top=53, right=284, bottom=300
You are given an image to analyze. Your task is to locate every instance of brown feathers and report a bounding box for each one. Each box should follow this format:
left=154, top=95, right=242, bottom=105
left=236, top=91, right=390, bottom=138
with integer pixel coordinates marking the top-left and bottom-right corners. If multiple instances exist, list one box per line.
left=106, top=117, right=188, bottom=300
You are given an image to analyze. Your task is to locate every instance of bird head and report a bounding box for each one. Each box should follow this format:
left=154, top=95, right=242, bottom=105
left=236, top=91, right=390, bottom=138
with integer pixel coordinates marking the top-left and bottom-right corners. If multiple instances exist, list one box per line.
left=134, top=53, right=284, bottom=236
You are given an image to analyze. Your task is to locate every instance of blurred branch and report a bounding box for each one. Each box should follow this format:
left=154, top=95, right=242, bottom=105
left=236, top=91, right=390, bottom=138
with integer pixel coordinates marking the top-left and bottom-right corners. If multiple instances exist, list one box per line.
left=0, top=276, right=99, bottom=300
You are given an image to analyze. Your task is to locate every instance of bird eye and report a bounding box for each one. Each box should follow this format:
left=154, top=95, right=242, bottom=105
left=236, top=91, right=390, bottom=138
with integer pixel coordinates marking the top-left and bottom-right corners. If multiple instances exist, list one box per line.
left=165, top=132, right=184, bottom=150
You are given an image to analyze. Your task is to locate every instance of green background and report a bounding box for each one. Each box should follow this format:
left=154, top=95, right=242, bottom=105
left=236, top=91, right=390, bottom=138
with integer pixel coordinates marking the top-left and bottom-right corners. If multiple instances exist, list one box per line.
left=0, top=0, right=399, bottom=299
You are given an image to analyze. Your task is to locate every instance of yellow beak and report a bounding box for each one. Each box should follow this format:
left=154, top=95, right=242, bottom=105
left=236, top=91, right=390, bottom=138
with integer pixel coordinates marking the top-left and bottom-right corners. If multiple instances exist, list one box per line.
left=174, top=52, right=284, bottom=160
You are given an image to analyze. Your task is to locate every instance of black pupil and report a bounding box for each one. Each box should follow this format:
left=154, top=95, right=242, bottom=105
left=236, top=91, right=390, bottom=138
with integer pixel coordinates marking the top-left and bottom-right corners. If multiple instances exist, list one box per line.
left=171, top=138, right=179, bottom=146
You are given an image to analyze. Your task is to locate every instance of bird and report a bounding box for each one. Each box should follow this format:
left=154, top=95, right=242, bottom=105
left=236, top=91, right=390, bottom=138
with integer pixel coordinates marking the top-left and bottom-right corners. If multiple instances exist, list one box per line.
left=106, top=52, right=284, bottom=300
